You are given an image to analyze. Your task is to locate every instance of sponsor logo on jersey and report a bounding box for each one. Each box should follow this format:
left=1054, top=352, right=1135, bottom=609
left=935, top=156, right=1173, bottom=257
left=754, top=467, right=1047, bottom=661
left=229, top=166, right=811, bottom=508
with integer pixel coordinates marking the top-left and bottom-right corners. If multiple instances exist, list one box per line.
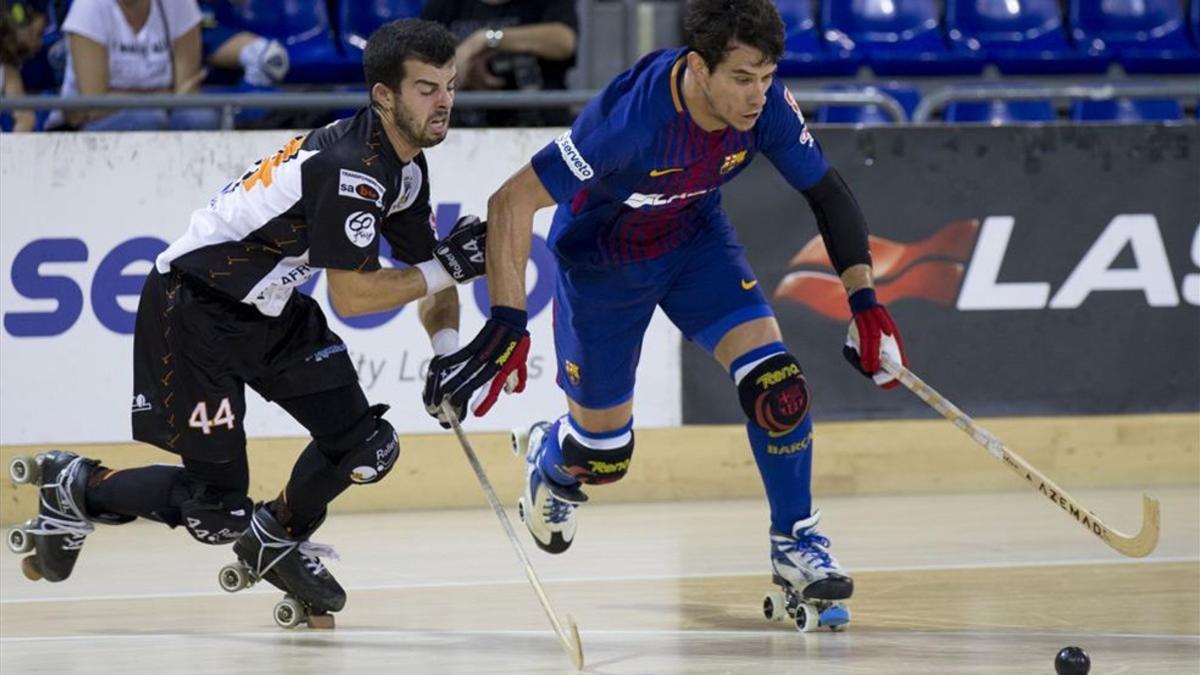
left=649, top=167, right=684, bottom=177
left=623, top=187, right=715, bottom=209
left=339, top=169, right=386, bottom=208
left=720, top=150, right=748, bottom=175
left=554, top=130, right=594, bottom=181
left=131, top=393, right=152, bottom=413
left=783, top=88, right=815, bottom=147
left=345, top=211, right=377, bottom=248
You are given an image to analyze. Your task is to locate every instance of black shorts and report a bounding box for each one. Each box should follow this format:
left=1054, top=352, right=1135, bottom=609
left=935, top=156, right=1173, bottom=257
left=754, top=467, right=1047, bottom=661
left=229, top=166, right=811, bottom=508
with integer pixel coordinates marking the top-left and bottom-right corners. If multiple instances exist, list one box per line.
left=131, top=270, right=358, bottom=462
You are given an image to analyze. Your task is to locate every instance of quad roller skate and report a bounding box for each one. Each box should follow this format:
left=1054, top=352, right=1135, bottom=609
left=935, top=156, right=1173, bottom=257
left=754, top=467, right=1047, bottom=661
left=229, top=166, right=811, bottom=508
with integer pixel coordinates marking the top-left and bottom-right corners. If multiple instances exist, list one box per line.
left=511, top=422, right=588, bottom=554
left=761, top=510, right=852, bottom=633
left=218, top=505, right=343, bottom=629
left=7, top=451, right=128, bottom=582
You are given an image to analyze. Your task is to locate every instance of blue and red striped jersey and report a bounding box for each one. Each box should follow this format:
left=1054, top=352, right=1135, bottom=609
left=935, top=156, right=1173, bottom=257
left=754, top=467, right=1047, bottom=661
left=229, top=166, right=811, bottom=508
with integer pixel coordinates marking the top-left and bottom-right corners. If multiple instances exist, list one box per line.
left=530, top=47, right=828, bottom=269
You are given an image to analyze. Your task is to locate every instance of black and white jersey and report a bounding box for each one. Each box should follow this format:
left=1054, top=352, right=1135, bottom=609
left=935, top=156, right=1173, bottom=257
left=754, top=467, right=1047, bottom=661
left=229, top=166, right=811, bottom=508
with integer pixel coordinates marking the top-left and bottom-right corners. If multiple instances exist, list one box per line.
left=156, top=107, right=437, bottom=316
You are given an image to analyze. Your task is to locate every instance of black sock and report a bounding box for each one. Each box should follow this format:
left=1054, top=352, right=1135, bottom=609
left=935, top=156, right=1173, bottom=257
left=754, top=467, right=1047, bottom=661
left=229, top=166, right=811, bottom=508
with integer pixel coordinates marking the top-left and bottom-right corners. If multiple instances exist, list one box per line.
left=85, top=464, right=184, bottom=522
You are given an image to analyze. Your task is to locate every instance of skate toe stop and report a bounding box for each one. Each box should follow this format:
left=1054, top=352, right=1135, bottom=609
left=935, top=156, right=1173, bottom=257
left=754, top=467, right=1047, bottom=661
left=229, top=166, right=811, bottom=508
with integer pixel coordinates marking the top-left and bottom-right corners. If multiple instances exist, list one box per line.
left=306, top=613, right=335, bottom=629
left=21, top=556, right=43, bottom=581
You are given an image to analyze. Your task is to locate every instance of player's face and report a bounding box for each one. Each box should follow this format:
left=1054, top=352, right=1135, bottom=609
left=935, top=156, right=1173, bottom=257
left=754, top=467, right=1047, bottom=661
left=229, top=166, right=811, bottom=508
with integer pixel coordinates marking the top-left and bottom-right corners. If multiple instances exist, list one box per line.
left=392, top=59, right=457, bottom=148
left=700, top=43, right=776, bottom=132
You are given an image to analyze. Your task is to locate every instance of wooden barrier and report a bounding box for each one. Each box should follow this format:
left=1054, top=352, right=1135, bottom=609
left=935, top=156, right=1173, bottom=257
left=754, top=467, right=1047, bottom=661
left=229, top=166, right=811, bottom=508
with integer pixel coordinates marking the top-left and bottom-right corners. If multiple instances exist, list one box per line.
left=2, top=413, right=1196, bottom=525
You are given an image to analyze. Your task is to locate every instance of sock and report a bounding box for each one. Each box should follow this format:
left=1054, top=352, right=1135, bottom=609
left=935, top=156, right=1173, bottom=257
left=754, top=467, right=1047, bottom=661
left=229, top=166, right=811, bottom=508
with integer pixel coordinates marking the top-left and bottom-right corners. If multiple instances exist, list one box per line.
left=731, top=342, right=814, bottom=533
left=279, top=441, right=351, bottom=536
left=537, top=414, right=634, bottom=487
left=85, top=464, right=184, bottom=522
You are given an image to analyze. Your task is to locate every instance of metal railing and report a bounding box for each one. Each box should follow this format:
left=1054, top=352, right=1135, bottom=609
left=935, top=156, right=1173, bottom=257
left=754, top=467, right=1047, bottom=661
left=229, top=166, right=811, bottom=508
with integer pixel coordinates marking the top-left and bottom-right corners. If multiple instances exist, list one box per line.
left=0, top=88, right=908, bottom=128
left=912, top=82, right=1200, bottom=123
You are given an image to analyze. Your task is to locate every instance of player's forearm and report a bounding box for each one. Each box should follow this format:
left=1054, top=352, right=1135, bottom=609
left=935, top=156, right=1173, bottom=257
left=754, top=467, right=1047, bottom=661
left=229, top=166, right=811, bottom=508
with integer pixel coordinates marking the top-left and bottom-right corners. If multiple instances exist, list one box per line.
left=418, top=287, right=460, bottom=336
left=801, top=167, right=872, bottom=279
left=486, top=192, right=533, bottom=311
left=494, top=23, right=577, bottom=61
left=328, top=267, right=429, bottom=317
left=840, top=264, right=873, bottom=295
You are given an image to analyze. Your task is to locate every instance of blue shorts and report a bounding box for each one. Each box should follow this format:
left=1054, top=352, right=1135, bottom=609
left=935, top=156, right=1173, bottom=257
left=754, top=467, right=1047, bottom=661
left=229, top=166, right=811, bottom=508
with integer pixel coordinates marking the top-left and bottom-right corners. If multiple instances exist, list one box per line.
left=553, top=212, right=773, bottom=409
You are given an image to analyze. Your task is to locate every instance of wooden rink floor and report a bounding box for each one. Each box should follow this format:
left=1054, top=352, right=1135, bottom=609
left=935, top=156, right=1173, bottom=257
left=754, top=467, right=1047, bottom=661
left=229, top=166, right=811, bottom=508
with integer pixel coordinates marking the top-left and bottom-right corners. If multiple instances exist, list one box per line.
left=1, top=486, right=1197, bottom=674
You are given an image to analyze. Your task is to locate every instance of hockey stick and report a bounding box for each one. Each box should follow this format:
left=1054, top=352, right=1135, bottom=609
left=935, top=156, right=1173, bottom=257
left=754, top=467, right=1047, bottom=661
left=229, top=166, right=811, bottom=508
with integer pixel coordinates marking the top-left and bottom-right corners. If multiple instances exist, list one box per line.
left=879, top=354, right=1160, bottom=558
left=441, top=402, right=585, bottom=670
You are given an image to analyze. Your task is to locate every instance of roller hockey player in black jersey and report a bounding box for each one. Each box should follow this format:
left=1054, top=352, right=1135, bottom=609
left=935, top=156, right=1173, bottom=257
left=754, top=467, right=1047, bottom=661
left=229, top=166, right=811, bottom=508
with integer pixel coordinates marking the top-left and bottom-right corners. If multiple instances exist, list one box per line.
left=7, top=19, right=481, bottom=629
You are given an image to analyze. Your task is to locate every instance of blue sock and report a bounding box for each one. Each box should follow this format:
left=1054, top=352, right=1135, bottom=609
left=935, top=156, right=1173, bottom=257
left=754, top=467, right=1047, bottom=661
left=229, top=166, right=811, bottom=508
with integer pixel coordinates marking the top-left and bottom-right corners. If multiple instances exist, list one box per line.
left=745, top=415, right=814, bottom=533
left=730, top=342, right=813, bottom=533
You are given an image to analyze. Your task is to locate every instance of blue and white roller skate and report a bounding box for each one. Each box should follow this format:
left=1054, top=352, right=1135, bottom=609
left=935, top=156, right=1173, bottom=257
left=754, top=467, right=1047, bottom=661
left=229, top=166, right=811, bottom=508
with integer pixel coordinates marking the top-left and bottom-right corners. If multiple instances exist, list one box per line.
left=761, top=510, right=853, bottom=632
left=511, top=421, right=588, bottom=554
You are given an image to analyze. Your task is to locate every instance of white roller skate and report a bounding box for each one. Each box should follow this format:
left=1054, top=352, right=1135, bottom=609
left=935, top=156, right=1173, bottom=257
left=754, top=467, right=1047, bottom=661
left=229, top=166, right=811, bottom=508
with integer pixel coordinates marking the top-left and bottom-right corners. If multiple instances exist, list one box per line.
left=511, top=422, right=588, bottom=554
left=761, top=510, right=853, bottom=633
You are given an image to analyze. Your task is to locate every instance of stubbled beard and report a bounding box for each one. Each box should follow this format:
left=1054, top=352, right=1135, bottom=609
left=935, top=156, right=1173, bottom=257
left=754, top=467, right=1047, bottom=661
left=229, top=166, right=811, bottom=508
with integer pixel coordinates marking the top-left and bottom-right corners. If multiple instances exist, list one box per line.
left=392, top=105, right=444, bottom=148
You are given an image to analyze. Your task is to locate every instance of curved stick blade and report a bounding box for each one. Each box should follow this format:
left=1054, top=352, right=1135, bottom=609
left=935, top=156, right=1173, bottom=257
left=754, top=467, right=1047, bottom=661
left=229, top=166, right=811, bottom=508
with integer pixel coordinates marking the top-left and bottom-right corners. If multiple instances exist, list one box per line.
left=1113, top=494, right=1161, bottom=558
left=566, top=614, right=584, bottom=670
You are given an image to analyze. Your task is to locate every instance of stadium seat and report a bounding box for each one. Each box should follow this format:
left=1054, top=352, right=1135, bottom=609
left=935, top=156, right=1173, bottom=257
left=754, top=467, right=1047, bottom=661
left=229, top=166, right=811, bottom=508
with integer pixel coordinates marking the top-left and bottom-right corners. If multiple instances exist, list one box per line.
left=776, top=0, right=861, bottom=76
left=945, top=0, right=1107, bottom=74
left=815, top=83, right=921, bottom=124
left=339, top=0, right=425, bottom=57
left=820, top=0, right=984, bottom=74
left=1069, top=0, right=1200, bottom=73
left=215, top=0, right=345, bottom=83
left=943, top=99, right=1058, bottom=123
left=1070, top=98, right=1184, bottom=121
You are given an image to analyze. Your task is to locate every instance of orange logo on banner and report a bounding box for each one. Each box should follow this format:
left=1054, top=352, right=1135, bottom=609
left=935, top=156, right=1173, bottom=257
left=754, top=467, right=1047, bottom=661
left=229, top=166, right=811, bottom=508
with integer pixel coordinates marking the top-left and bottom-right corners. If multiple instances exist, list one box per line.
left=242, top=135, right=306, bottom=192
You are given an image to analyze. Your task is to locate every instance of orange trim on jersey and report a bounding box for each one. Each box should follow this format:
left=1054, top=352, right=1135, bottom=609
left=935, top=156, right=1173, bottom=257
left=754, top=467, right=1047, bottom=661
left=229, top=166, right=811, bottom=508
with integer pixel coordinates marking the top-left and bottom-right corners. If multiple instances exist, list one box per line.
left=669, top=57, right=684, bottom=113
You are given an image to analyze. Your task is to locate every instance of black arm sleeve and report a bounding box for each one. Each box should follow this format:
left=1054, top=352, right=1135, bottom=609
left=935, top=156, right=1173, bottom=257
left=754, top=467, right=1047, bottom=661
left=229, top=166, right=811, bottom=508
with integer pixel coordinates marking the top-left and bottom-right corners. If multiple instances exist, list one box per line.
left=800, top=167, right=871, bottom=274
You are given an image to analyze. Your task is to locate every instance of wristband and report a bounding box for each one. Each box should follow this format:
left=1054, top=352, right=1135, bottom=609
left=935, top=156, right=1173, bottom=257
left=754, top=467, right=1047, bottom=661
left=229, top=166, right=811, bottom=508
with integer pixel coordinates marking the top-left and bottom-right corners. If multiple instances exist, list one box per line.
left=416, top=259, right=455, bottom=295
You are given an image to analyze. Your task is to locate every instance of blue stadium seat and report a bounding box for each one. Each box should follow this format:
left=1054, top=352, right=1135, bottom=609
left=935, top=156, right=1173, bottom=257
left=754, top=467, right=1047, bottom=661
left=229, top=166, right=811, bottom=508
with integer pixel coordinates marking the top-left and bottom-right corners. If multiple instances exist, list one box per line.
left=776, top=0, right=861, bottom=76
left=943, top=99, right=1058, bottom=123
left=1070, top=98, right=1184, bottom=121
left=1069, top=0, right=1200, bottom=73
left=945, top=0, right=1106, bottom=74
left=815, top=83, right=920, bottom=124
left=339, top=0, right=425, bottom=57
left=215, top=0, right=345, bottom=83
left=820, top=0, right=983, bottom=74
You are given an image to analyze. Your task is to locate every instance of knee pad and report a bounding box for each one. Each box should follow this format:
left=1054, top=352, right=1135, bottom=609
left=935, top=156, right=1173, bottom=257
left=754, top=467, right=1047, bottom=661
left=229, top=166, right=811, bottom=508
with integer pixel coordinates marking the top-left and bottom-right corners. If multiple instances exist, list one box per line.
left=738, top=353, right=811, bottom=435
left=334, top=403, right=400, bottom=484
left=178, top=486, right=253, bottom=545
left=560, top=430, right=635, bottom=485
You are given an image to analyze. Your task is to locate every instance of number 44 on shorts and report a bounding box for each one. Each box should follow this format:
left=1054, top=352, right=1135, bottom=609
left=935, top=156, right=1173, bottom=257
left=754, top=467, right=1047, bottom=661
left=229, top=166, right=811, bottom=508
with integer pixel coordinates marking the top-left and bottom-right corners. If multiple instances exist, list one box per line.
left=189, top=398, right=237, bottom=435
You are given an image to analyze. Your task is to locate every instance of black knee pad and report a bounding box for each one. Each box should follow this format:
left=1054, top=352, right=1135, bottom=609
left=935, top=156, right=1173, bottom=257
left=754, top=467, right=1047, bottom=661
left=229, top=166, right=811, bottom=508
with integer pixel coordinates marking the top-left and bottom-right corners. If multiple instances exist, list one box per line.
left=179, top=487, right=253, bottom=545
left=334, top=403, right=400, bottom=484
left=560, top=431, right=635, bottom=485
left=738, top=352, right=811, bottom=435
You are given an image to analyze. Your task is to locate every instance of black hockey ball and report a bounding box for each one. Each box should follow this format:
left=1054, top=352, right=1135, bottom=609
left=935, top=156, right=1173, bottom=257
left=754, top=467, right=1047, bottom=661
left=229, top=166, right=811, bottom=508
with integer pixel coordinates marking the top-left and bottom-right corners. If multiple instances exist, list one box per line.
left=1054, top=646, right=1090, bottom=675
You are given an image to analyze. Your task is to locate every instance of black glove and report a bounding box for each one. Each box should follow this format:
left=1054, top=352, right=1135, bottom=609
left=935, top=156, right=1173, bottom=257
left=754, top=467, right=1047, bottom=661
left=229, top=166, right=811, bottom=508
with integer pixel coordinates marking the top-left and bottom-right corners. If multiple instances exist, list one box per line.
left=432, top=215, right=487, bottom=283
left=423, top=306, right=530, bottom=421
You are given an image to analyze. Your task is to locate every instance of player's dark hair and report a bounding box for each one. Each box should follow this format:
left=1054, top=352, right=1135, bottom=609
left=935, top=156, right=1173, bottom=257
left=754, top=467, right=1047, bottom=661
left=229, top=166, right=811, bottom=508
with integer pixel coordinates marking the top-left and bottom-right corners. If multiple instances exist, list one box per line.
left=683, top=0, right=785, bottom=70
left=363, top=19, right=457, bottom=92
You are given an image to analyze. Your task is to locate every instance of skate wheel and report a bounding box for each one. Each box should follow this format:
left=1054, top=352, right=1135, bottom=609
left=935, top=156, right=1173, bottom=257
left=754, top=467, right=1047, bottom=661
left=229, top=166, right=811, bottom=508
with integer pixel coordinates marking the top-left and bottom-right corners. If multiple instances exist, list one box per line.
left=8, top=456, right=38, bottom=485
left=274, top=596, right=306, bottom=629
left=516, top=496, right=527, bottom=523
left=794, top=603, right=821, bottom=633
left=21, top=555, right=43, bottom=581
left=821, top=604, right=851, bottom=631
left=306, top=613, right=335, bottom=629
left=218, top=563, right=251, bottom=593
left=510, top=427, right=530, bottom=456
left=762, top=590, right=787, bottom=622
left=6, top=524, right=33, bottom=554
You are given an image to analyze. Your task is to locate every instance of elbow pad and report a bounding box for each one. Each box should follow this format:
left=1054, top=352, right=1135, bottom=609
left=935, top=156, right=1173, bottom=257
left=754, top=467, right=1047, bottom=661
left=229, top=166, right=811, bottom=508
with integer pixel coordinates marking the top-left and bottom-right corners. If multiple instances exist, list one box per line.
left=800, top=168, right=871, bottom=274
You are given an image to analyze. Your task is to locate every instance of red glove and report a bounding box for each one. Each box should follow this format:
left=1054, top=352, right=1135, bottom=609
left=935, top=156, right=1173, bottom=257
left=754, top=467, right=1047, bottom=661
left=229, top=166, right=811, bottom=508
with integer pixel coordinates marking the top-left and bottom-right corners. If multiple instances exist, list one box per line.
left=423, top=306, right=530, bottom=420
left=842, top=288, right=907, bottom=389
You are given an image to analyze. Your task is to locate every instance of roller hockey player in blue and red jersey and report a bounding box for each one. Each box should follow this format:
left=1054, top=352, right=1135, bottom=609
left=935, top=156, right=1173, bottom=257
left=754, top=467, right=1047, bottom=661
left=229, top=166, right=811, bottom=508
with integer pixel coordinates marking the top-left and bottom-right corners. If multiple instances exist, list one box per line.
left=423, top=0, right=908, bottom=632
left=8, top=20, right=489, bottom=629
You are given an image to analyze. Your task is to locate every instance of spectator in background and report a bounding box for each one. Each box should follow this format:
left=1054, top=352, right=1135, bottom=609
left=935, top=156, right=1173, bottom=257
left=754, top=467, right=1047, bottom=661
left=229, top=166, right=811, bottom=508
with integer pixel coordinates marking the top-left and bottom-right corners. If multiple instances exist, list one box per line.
left=421, top=0, right=577, bottom=126
left=47, top=0, right=219, bottom=131
left=197, top=0, right=287, bottom=90
left=0, top=0, right=48, bottom=132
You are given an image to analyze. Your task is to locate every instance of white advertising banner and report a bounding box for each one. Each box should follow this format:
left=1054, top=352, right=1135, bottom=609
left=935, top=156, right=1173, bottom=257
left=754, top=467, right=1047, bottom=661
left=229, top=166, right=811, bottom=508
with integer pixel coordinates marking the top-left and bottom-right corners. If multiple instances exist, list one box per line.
left=0, top=129, right=682, bottom=445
